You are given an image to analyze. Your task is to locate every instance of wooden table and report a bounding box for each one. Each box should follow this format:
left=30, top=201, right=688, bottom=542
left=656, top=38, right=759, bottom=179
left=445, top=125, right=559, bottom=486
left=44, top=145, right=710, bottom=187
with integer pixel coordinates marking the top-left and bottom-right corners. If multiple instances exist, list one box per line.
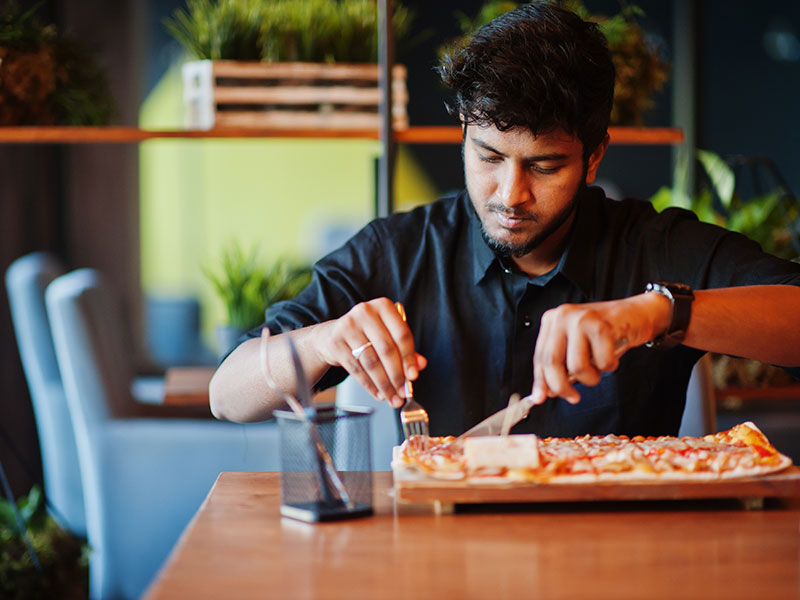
left=162, top=367, right=337, bottom=407
left=145, top=471, right=800, bottom=599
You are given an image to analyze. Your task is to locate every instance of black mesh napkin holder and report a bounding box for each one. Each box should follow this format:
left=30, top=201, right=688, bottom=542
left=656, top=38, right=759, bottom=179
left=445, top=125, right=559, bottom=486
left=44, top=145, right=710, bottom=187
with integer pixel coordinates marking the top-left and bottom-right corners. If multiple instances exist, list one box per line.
left=275, top=404, right=374, bottom=522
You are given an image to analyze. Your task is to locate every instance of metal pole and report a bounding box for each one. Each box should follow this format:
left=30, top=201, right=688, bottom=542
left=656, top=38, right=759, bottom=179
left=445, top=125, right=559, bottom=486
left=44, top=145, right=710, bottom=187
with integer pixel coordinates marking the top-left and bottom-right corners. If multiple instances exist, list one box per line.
left=672, top=0, right=697, bottom=196
left=377, top=0, right=395, bottom=217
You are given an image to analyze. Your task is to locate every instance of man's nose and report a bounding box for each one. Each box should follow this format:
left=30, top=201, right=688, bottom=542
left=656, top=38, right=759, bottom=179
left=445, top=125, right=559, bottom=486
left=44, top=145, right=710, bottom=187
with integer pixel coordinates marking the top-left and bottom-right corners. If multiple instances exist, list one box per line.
left=498, top=163, right=531, bottom=207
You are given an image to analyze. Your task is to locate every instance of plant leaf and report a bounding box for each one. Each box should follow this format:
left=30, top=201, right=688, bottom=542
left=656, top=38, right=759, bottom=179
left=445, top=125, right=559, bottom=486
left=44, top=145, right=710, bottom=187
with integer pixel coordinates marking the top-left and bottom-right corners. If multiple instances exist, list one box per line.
left=697, top=149, right=735, bottom=209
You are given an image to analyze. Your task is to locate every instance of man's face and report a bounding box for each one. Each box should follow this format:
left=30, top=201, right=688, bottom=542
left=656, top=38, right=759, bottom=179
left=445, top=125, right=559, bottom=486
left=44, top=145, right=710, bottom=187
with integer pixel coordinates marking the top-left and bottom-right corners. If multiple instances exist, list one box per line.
left=464, top=123, right=607, bottom=265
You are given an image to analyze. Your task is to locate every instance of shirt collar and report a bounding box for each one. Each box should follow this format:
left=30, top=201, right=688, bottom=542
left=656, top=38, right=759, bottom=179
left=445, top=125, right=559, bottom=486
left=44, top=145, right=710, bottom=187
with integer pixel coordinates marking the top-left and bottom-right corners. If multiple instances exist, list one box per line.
left=467, top=185, right=603, bottom=297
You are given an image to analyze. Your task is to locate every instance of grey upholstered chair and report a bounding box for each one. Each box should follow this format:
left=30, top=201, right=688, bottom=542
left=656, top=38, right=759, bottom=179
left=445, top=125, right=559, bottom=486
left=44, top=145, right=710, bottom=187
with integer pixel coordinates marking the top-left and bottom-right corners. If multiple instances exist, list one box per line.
left=46, top=268, right=281, bottom=600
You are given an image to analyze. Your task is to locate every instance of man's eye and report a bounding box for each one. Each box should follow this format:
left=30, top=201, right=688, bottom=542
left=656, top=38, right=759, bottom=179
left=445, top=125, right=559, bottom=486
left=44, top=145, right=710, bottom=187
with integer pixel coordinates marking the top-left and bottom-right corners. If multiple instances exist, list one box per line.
left=531, top=164, right=560, bottom=174
left=478, top=154, right=501, bottom=163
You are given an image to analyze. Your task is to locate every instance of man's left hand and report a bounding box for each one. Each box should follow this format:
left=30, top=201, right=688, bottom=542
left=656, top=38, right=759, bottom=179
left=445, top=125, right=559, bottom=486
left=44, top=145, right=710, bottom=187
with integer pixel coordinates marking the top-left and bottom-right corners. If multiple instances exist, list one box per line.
left=530, top=292, right=671, bottom=404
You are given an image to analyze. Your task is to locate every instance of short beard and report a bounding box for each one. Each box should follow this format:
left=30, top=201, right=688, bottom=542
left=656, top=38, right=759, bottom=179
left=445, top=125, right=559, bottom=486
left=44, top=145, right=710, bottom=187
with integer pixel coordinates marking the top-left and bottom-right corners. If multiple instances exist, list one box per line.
left=480, top=183, right=585, bottom=258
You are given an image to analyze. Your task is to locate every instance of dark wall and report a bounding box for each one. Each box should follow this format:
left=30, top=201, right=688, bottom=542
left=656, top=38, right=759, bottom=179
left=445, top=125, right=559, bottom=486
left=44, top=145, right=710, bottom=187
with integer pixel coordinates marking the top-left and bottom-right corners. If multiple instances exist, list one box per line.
left=0, top=146, right=63, bottom=502
left=698, top=1, right=800, bottom=197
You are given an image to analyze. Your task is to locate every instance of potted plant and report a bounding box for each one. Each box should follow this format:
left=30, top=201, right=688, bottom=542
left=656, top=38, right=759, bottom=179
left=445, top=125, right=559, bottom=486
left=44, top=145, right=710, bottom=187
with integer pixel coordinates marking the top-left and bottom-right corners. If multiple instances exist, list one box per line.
left=0, top=2, right=114, bottom=125
left=204, top=243, right=312, bottom=357
left=651, top=150, right=800, bottom=391
left=0, top=485, right=88, bottom=600
left=164, top=0, right=414, bottom=129
left=439, top=0, right=669, bottom=126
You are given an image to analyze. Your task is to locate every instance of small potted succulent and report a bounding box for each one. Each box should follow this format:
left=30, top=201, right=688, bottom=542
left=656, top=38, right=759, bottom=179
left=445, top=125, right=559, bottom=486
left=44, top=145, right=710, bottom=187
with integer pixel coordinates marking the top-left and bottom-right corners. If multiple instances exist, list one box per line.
left=204, top=243, right=312, bottom=357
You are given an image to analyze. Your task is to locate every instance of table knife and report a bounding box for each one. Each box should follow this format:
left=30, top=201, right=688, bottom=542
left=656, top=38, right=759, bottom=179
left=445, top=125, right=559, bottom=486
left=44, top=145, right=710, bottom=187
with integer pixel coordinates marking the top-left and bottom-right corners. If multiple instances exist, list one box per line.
left=457, top=394, right=537, bottom=440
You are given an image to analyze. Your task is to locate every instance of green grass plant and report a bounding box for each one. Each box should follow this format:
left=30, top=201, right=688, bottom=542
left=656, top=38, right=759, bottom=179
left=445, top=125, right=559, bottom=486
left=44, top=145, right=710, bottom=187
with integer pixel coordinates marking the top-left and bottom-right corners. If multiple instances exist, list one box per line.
left=165, top=0, right=413, bottom=63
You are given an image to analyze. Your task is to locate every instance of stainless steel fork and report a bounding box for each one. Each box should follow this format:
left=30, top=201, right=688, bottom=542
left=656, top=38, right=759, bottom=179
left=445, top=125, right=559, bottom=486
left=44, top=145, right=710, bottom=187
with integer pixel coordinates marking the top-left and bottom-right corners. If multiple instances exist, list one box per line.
left=394, top=302, right=430, bottom=439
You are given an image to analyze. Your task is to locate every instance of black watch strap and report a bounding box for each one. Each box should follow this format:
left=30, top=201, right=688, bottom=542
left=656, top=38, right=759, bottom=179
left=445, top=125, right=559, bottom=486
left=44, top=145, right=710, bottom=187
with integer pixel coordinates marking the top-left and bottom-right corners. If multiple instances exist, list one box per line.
left=645, top=282, right=694, bottom=349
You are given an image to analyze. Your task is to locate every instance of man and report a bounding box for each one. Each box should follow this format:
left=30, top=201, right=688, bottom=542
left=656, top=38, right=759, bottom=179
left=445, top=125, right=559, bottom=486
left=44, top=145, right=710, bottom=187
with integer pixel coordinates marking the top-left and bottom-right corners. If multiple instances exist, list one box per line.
left=210, top=3, right=800, bottom=438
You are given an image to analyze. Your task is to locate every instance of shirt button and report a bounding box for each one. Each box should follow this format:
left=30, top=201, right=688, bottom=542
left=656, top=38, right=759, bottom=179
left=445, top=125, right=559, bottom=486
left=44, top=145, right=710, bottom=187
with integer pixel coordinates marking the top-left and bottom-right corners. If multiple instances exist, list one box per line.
left=523, top=315, right=531, bottom=327
left=503, top=267, right=512, bottom=274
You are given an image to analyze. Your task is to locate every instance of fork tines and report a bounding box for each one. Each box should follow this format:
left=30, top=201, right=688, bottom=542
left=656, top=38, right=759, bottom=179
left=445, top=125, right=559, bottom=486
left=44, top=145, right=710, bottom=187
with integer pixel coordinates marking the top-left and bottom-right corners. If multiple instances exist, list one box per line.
left=400, top=398, right=430, bottom=439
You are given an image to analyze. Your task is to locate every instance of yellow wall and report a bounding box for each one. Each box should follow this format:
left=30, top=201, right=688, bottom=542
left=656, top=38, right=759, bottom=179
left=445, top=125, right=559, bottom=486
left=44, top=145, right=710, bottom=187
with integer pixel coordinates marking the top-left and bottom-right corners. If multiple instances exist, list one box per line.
left=139, top=63, right=438, bottom=350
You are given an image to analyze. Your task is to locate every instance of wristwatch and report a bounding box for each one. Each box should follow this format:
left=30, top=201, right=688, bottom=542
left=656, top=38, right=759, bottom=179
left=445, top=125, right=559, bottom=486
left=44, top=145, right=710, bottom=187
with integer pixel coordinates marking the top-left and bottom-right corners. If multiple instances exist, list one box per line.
left=644, top=281, right=694, bottom=349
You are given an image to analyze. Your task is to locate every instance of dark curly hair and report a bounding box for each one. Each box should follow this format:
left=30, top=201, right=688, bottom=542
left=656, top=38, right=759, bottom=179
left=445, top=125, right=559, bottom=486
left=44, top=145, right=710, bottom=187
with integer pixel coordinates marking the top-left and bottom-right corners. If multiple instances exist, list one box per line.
left=439, top=2, right=615, bottom=158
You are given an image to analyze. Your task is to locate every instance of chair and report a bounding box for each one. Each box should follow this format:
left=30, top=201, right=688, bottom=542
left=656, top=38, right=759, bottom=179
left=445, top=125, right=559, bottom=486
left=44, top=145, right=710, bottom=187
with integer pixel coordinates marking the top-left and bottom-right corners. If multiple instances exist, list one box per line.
left=5, top=252, right=85, bottom=537
left=46, top=268, right=281, bottom=600
left=679, top=353, right=717, bottom=436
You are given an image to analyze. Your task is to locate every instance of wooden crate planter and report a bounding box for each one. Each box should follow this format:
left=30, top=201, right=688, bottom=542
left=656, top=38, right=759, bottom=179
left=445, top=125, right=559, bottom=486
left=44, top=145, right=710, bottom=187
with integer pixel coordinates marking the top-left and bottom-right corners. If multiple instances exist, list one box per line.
left=182, top=60, right=409, bottom=130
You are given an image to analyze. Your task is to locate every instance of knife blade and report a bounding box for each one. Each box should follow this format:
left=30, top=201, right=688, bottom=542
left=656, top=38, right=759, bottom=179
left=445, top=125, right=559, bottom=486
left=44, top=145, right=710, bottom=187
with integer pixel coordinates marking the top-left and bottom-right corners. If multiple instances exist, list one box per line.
left=457, top=393, right=537, bottom=440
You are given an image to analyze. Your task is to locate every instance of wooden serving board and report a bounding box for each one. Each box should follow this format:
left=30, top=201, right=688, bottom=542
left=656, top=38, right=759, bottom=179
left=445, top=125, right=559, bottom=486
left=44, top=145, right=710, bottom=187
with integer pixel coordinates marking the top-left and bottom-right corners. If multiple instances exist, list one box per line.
left=393, top=465, right=800, bottom=509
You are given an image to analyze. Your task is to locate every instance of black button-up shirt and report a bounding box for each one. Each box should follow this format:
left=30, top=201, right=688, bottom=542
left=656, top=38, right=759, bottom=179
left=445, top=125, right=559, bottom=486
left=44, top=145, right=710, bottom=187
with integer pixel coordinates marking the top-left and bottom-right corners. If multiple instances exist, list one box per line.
left=258, top=187, right=800, bottom=438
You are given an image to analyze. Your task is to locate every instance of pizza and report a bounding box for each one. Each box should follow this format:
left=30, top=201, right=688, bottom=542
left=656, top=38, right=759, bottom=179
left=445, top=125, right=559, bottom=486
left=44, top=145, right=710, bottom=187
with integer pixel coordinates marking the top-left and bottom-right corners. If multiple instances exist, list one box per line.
left=392, top=422, right=792, bottom=483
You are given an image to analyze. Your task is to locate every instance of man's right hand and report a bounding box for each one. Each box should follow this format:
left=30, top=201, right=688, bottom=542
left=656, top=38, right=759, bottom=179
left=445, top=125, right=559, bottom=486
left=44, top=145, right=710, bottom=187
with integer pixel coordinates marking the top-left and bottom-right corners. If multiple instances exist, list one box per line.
left=312, top=297, right=427, bottom=407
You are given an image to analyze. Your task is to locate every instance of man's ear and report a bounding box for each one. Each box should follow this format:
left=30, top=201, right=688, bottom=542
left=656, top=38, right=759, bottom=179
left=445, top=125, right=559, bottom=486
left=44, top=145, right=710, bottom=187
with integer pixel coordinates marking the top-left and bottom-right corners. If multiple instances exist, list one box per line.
left=585, top=133, right=610, bottom=185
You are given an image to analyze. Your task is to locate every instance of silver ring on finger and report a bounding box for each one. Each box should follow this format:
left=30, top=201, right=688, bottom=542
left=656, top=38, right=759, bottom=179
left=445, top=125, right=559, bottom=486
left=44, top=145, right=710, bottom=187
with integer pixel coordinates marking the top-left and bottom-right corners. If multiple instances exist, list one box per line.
left=351, top=342, right=373, bottom=360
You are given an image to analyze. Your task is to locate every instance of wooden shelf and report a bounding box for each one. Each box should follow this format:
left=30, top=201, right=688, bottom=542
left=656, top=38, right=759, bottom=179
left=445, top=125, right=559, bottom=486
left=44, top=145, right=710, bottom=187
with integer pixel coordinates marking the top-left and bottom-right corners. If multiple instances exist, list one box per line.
left=0, top=125, right=683, bottom=145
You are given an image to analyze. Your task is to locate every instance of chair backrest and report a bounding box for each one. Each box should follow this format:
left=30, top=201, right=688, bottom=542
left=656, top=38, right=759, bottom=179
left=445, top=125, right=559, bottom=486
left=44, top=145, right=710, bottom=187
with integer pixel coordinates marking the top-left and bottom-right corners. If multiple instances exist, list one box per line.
left=45, top=269, right=136, bottom=425
left=46, top=268, right=135, bottom=599
left=5, top=252, right=86, bottom=537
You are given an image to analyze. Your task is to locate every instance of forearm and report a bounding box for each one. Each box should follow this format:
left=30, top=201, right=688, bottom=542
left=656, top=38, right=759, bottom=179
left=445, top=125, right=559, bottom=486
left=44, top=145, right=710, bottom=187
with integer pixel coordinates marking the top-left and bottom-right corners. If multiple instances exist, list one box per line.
left=209, top=324, right=331, bottom=422
left=683, top=285, right=800, bottom=366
